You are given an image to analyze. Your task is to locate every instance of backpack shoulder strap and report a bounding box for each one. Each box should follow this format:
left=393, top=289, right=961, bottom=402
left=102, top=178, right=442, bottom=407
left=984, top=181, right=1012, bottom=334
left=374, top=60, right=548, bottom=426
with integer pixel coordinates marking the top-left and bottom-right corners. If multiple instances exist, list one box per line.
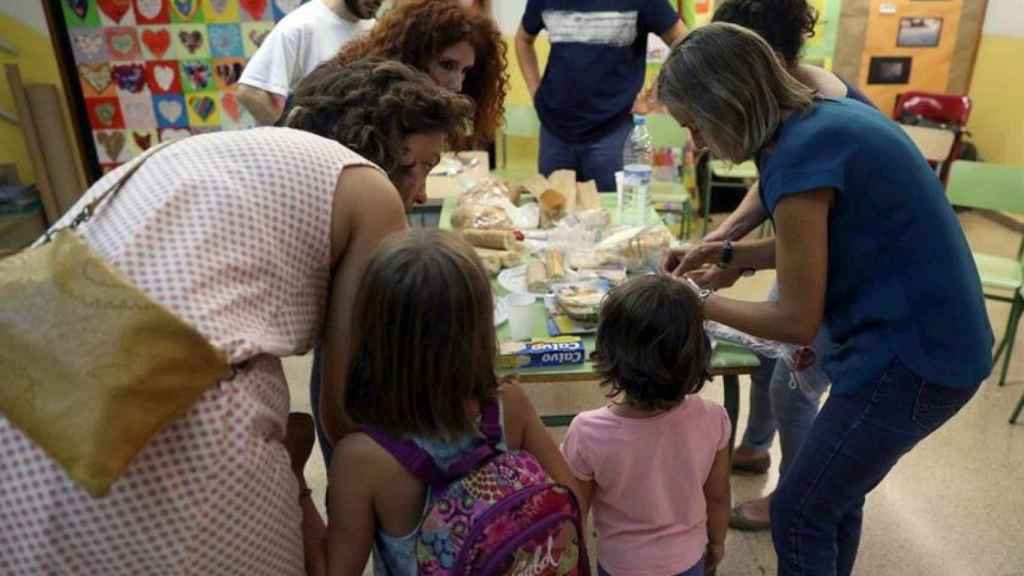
left=362, top=428, right=450, bottom=491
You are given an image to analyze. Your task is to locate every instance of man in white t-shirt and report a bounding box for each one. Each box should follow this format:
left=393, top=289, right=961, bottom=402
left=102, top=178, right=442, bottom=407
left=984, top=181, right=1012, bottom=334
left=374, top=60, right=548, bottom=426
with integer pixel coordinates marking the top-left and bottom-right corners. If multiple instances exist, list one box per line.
left=237, top=0, right=379, bottom=125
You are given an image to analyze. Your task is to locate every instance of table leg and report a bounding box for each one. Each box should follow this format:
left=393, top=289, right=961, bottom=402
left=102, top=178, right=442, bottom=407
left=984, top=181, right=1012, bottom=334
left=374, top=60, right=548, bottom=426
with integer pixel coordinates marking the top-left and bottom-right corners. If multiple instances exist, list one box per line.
left=723, top=374, right=739, bottom=453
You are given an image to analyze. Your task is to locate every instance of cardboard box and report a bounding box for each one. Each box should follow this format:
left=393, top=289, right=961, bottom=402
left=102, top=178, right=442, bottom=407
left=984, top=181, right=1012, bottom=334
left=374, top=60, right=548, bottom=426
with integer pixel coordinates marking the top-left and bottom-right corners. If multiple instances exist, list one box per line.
left=498, top=336, right=586, bottom=370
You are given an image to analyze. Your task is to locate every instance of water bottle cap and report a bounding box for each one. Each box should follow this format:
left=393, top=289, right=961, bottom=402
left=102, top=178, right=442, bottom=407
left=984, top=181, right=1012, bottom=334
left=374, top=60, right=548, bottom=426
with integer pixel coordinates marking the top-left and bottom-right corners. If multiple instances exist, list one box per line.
left=633, top=114, right=647, bottom=126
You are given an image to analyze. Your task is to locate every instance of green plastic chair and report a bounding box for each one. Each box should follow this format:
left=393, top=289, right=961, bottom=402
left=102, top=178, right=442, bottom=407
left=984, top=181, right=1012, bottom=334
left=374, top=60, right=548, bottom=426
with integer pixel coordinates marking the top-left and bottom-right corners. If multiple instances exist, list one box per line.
left=946, top=160, right=1024, bottom=423
left=646, top=113, right=694, bottom=238
left=696, top=152, right=759, bottom=237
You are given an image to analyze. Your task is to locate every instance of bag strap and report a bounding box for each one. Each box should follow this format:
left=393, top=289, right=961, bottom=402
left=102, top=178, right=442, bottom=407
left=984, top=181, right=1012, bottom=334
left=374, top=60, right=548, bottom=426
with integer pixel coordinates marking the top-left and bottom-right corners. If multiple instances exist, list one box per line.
left=362, top=399, right=505, bottom=490
left=362, top=429, right=451, bottom=491
left=46, top=140, right=176, bottom=241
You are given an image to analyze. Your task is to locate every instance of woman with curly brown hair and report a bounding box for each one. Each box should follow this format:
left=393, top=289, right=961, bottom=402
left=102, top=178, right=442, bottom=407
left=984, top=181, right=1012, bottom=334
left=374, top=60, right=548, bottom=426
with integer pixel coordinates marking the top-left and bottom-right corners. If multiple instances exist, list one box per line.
left=329, top=0, right=508, bottom=149
left=0, top=59, right=473, bottom=576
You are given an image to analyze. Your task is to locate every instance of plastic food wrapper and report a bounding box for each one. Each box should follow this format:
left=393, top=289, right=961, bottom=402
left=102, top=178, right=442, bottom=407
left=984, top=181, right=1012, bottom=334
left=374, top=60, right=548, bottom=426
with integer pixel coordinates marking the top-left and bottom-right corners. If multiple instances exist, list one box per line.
left=570, top=224, right=675, bottom=271
left=451, top=203, right=515, bottom=230
left=455, top=176, right=539, bottom=230
left=703, top=320, right=830, bottom=394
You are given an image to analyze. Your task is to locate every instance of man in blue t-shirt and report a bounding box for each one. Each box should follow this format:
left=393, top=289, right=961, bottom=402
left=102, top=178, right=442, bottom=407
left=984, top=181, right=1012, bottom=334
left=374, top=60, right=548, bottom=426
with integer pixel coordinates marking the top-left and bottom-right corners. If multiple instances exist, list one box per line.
left=515, top=1, right=686, bottom=192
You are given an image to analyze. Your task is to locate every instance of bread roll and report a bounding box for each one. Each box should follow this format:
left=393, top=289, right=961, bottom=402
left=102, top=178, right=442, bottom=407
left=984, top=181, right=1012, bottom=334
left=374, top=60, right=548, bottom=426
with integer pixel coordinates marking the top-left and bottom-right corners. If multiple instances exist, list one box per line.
left=538, top=189, right=567, bottom=228
left=548, top=170, right=577, bottom=214
left=576, top=180, right=601, bottom=210
left=545, top=251, right=566, bottom=282
left=463, top=229, right=515, bottom=250
left=526, top=260, right=548, bottom=293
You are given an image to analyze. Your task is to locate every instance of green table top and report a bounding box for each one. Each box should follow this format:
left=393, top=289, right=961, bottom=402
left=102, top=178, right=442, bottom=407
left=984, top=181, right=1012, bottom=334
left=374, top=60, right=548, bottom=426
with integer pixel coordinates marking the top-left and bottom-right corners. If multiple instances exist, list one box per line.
left=440, top=193, right=760, bottom=382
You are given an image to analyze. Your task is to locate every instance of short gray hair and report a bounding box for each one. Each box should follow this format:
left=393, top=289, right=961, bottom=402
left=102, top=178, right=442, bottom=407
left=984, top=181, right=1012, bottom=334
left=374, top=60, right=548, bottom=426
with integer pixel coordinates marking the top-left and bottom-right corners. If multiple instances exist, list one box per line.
left=656, top=22, right=815, bottom=162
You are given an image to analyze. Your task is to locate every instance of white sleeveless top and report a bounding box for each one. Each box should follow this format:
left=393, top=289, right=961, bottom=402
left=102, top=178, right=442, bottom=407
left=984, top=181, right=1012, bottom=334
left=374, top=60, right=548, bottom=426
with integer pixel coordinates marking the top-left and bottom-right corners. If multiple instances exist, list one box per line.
left=0, top=127, right=378, bottom=575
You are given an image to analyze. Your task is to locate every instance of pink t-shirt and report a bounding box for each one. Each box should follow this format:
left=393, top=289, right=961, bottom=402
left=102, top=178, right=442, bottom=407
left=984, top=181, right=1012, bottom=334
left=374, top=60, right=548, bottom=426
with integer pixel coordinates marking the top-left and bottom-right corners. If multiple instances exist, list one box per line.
left=561, top=397, right=731, bottom=576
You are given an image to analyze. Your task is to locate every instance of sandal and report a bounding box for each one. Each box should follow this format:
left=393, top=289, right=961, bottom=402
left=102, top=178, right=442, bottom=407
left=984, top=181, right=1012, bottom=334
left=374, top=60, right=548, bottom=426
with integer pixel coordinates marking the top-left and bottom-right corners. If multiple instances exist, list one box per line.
left=729, top=501, right=771, bottom=531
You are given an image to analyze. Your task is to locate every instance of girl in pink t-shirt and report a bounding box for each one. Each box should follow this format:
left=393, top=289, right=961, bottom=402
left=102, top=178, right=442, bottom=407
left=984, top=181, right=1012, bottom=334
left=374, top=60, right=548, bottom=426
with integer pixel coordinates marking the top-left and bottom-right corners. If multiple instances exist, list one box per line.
left=561, top=275, right=732, bottom=576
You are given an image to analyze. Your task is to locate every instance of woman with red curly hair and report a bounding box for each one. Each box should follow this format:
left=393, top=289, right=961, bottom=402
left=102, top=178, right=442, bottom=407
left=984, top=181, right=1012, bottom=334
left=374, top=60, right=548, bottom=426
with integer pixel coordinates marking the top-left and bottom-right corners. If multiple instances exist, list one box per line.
left=329, top=0, right=508, bottom=149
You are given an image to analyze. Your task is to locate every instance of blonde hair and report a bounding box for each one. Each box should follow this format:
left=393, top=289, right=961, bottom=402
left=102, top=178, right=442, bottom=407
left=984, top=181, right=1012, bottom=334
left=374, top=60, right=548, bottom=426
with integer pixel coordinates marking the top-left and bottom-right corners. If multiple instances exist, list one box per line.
left=656, top=22, right=815, bottom=162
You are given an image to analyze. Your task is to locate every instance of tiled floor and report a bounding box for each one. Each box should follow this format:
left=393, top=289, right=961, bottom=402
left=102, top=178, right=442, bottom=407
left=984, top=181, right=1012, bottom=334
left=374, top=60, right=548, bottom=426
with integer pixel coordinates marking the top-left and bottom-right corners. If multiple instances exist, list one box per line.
left=284, top=210, right=1024, bottom=576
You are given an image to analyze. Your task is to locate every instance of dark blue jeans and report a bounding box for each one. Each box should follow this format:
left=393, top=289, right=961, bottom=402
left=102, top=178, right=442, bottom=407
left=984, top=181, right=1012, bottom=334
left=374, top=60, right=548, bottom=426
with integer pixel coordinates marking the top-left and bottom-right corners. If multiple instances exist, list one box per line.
left=770, top=358, right=980, bottom=576
left=538, top=119, right=632, bottom=193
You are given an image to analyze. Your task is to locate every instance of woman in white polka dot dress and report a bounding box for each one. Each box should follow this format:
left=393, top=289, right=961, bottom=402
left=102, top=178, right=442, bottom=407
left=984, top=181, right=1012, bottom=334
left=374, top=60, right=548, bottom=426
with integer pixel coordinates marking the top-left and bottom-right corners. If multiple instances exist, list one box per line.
left=0, top=60, right=472, bottom=576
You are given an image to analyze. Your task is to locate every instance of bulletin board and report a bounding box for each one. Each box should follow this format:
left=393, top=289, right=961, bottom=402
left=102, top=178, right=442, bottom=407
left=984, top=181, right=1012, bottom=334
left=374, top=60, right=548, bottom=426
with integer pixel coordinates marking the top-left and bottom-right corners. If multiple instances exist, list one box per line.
left=48, top=0, right=311, bottom=179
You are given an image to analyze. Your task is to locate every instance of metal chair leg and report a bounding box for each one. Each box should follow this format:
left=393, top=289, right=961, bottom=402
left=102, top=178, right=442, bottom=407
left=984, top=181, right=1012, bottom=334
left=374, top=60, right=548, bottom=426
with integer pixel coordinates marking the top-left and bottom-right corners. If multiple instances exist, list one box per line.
left=998, top=296, right=1022, bottom=386
left=1011, top=389, right=1024, bottom=424
left=993, top=302, right=1015, bottom=366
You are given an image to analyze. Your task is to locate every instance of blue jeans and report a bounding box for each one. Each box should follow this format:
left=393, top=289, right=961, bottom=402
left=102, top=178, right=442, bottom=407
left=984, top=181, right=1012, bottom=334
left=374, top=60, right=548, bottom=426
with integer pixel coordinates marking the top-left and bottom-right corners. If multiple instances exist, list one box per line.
left=598, top=557, right=703, bottom=576
left=539, top=119, right=632, bottom=193
left=309, top=348, right=334, bottom=464
left=738, top=327, right=830, bottom=477
left=770, top=358, right=980, bottom=575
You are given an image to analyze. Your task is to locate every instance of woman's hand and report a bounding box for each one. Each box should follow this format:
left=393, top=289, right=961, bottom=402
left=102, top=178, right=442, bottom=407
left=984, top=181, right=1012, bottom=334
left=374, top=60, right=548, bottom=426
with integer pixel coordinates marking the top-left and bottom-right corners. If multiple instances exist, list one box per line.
left=686, top=265, right=744, bottom=291
left=662, top=242, right=723, bottom=277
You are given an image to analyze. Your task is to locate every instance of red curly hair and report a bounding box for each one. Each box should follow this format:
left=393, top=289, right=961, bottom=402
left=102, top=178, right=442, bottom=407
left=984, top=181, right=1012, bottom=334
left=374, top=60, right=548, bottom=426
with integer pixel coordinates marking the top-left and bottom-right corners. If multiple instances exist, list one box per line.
left=331, top=0, right=508, bottom=149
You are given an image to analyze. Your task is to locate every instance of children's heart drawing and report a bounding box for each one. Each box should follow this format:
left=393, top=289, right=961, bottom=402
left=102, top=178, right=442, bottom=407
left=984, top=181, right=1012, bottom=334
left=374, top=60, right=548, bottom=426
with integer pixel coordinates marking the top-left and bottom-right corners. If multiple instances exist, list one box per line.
left=184, top=62, right=211, bottom=89
left=190, top=95, right=216, bottom=121
left=66, top=0, right=89, bottom=19
left=158, top=100, right=183, bottom=123
left=98, top=131, right=127, bottom=160
left=74, top=33, right=105, bottom=56
left=209, top=0, right=228, bottom=14
left=215, top=62, right=243, bottom=85
left=172, top=0, right=197, bottom=18
left=136, top=0, right=163, bottom=20
left=239, top=0, right=267, bottom=19
left=95, top=102, right=117, bottom=127
left=154, top=64, right=176, bottom=91
left=179, top=30, right=203, bottom=54
left=112, top=64, right=147, bottom=93
left=209, top=25, right=242, bottom=56
left=274, top=0, right=301, bottom=14
left=221, top=92, right=240, bottom=121
left=98, top=0, right=131, bottom=22
left=248, top=29, right=269, bottom=48
left=161, top=128, right=191, bottom=141
left=110, top=32, right=136, bottom=56
left=133, top=131, right=153, bottom=150
left=122, top=100, right=155, bottom=126
left=80, top=64, right=112, bottom=94
left=142, top=29, right=171, bottom=58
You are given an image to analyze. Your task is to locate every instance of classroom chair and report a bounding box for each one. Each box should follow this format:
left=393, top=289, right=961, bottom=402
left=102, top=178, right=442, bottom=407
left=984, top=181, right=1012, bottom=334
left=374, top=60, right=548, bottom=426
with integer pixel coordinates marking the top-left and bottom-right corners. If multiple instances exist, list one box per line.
left=893, top=92, right=972, bottom=186
left=646, top=112, right=694, bottom=239
left=695, top=152, right=759, bottom=238
left=945, top=160, right=1024, bottom=423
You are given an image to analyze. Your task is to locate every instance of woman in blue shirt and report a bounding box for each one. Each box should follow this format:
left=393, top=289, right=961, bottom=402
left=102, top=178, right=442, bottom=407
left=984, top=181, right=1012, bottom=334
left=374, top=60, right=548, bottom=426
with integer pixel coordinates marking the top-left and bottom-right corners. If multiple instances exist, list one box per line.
left=659, top=23, right=992, bottom=575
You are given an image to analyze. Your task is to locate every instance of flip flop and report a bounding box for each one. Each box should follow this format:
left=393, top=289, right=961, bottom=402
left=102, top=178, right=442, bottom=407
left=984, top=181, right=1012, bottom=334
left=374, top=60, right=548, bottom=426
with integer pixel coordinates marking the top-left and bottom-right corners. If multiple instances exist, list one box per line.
left=729, top=502, right=771, bottom=531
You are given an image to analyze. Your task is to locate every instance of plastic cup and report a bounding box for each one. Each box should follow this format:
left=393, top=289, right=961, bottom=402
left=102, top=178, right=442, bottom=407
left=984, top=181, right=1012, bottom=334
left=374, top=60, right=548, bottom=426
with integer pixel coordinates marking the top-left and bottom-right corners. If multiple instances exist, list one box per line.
left=506, top=294, right=536, bottom=341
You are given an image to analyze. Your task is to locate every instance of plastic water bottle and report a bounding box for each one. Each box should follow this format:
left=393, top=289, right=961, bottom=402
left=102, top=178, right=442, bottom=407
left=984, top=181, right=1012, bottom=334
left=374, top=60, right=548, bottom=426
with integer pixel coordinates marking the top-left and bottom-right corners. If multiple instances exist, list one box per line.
left=621, top=115, right=653, bottom=226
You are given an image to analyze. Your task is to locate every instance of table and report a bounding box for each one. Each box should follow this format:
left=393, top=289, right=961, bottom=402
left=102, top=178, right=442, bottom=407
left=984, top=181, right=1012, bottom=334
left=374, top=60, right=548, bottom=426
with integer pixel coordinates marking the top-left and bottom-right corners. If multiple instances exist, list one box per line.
left=439, top=193, right=761, bottom=447
left=426, top=151, right=490, bottom=200
left=900, top=124, right=956, bottom=164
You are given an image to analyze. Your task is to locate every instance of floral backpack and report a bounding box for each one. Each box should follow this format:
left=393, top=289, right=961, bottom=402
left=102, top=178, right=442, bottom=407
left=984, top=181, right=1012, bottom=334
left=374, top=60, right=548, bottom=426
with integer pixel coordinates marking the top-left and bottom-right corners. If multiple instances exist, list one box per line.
left=364, top=401, right=590, bottom=576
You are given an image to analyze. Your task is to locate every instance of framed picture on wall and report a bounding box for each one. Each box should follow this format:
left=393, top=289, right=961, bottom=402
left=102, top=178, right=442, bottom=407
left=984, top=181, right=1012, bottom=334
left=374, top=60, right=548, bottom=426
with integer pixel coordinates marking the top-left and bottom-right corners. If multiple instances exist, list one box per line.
left=868, top=56, right=913, bottom=84
left=897, top=17, right=943, bottom=47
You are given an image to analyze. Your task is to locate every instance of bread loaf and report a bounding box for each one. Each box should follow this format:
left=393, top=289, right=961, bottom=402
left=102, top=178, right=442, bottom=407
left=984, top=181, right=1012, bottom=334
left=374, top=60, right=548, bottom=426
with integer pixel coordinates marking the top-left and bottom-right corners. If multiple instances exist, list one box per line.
left=526, top=260, right=548, bottom=293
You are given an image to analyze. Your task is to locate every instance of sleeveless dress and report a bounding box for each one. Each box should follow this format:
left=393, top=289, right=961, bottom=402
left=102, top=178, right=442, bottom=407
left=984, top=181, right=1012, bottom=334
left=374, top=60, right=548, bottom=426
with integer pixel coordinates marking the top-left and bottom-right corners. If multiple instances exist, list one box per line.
left=0, top=127, right=377, bottom=575
left=373, top=401, right=509, bottom=576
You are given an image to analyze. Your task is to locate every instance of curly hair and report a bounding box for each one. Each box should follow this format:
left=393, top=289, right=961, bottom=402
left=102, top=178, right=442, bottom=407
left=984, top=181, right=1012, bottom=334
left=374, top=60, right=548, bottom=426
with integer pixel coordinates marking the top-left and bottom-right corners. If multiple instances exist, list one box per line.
left=712, top=0, right=818, bottom=67
left=283, top=58, right=474, bottom=182
left=593, top=275, right=711, bottom=411
left=331, top=0, right=508, bottom=148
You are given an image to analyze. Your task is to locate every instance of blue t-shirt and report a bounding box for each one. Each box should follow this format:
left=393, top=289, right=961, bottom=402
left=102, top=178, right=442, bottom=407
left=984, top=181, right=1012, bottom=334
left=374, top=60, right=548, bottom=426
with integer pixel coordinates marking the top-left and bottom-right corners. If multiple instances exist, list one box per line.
left=522, top=0, right=679, bottom=143
left=757, top=98, right=993, bottom=394
left=838, top=76, right=874, bottom=108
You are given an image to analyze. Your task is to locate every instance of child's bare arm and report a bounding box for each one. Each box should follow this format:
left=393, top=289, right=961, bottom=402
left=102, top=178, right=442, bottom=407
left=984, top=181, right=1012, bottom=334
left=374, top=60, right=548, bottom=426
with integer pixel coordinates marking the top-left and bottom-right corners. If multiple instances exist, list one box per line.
left=703, top=446, right=731, bottom=571
left=500, top=381, right=583, bottom=500
left=574, top=478, right=596, bottom=519
left=324, top=435, right=379, bottom=576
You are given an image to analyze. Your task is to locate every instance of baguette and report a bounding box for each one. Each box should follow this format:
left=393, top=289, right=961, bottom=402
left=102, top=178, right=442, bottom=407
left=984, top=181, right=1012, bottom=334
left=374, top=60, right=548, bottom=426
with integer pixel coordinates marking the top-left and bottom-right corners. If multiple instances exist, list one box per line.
left=463, top=229, right=515, bottom=250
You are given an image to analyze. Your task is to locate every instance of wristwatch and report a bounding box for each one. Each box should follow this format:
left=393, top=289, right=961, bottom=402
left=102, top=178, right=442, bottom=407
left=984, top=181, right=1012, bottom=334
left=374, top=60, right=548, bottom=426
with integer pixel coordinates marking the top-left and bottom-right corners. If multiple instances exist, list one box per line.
left=717, top=239, right=734, bottom=268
